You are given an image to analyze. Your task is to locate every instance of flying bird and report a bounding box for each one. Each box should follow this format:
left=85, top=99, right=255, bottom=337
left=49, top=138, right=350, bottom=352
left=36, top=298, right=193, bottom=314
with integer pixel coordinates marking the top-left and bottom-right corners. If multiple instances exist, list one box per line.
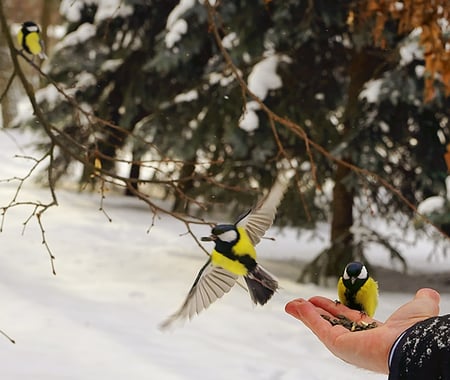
left=160, top=169, right=293, bottom=329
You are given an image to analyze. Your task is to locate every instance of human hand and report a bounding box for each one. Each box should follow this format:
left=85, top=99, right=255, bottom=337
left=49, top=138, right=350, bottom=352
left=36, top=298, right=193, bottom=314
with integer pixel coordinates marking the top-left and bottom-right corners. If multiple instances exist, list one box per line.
left=285, top=288, right=440, bottom=374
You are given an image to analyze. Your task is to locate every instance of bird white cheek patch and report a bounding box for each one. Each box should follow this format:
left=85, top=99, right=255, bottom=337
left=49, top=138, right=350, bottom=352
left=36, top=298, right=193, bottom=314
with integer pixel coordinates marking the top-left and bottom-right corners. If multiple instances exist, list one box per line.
left=218, top=230, right=238, bottom=243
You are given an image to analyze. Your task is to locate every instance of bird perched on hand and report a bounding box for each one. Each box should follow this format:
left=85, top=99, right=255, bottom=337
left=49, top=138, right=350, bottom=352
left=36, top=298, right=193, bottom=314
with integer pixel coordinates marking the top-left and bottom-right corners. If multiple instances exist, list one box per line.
left=337, top=261, right=378, bottom=317
left=160, top=169, right=294, bottom=329
left=17, top=21, right=47, bottom=59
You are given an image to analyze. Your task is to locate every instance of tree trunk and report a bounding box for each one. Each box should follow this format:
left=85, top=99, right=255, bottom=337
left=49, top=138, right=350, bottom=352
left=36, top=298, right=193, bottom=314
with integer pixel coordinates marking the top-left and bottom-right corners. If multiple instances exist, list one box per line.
left=0, top=18, right=16, bottom=127
left=172, top=158, right=197, bottom=213
left=326, top=159, right=355, bottom=276
left=125, top=161, right=141, bottom=196
left=299, top=49, right=391, bottom=283
left=327, top=50, right=390, bottom=276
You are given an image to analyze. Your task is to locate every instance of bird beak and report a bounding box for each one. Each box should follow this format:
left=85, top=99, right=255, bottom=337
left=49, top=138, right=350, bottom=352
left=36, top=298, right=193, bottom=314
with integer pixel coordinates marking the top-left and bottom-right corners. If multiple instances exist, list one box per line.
left=350, top=277, right=356, bottom=284
left=201, top=235, right=216, bottom=242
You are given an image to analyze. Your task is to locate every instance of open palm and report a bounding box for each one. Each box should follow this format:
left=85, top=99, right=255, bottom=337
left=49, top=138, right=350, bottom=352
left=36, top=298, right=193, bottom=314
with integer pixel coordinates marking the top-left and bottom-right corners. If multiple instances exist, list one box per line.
left=285, top=288, right=440, bottom=374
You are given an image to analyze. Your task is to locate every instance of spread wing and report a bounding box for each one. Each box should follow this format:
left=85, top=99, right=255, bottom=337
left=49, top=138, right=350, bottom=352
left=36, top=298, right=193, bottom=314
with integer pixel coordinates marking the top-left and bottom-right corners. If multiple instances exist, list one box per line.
left=160, top=260, right=238, bottom=330
left=237, top=169, right=293, bottom=245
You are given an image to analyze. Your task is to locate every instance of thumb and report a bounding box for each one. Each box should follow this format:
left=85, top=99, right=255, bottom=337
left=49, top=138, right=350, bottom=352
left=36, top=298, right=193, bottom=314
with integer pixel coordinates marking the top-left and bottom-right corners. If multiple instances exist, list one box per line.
left=388, top=288, right=440, bottom=324
left=413, top=288, right=440, bottom=315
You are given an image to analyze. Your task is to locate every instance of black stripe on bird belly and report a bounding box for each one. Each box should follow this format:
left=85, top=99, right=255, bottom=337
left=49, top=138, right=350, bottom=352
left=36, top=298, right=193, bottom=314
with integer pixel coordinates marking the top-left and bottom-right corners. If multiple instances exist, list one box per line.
left=344, top=290, right=364, bottom=312
left=22, top=36, right=32, bottom=54
left=236, top=254, right=257, bottom=271
left=216, top=242, right=257, bottom=271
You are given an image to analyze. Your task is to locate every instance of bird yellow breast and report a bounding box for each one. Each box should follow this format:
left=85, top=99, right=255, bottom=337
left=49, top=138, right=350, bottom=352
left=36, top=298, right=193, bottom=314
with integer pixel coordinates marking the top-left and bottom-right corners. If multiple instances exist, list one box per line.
left=17, top=30, right=24, bottom=46
left=24, top=32, right=42, bottom=55
left=337, top=277, right=378, bottom=317
left=210, top=227, right=256, bottom=276
left=234, top=227, right=257, bottom=259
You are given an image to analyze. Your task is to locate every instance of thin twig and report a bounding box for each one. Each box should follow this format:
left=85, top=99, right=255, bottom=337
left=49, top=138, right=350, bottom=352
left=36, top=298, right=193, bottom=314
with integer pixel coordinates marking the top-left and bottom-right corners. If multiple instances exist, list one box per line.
left=0, top=69, right=16, bottom=102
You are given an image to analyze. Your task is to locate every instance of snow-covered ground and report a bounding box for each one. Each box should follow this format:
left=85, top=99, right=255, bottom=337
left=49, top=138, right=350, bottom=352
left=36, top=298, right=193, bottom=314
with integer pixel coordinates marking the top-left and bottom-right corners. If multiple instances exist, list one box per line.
left=1, top=128, right=450, bottom=380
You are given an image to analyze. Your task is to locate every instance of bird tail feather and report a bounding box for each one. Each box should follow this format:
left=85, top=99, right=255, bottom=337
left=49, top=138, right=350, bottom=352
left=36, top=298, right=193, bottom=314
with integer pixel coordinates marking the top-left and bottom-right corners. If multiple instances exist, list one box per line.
left=244, top=264, right=278, bottom=305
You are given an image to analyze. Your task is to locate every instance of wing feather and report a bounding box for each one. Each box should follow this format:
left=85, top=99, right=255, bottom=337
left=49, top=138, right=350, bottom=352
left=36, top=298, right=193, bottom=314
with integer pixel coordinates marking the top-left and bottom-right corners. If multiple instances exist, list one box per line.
left=160, top=262, right=238, bottom=330
left=237, top=169, right=293, bottom=245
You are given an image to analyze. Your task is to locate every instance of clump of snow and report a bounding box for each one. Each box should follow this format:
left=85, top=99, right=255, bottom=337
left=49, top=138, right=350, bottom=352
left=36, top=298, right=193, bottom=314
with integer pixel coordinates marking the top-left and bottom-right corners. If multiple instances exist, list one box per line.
left=247, top=55, right=283, bottom=99
left=400, top=39, right=422, bottom=66
left=60, top=0, right=132, bottom=23
left=239, top=53, right=288, bottom=132
left=359, top=79, right=383, bottom=103
left=60, top=0, right=93, bottom=22
left=394, top=1, right=404, bottom=11
left=165, top=0, right=196, bottom=49
left=95, top=0, right=133, bottom=23
left=174, top=90, right=199, bottom=103
left=379, top=121, right=390, bottom=133
left=101, top=59, right=124, bottom=72
left=55, top=23, right=97, bottom=50
left=222, top=32, right=239, bottom=49
left=208, top=69, right=239, bottom=87
left=47, top=24, right=67, bottom=40
left=35, top=85, right=63, bottom=106
left=75, top=72, right=97, bottom=89
left=417, top=176, right=450, bottom=215
left=415, top=65, right=425, bottom=77
left=239, top=101, right=260, bottom=133
left=165, top=19, right=188, bottom=49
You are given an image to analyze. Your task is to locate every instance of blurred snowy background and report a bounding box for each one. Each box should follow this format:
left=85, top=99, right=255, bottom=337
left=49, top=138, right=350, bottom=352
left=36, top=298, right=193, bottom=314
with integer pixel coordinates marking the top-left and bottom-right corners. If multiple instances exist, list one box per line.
left=1, top=0, right=450, bottom=379
left=1, top=126, right=450, bottom=380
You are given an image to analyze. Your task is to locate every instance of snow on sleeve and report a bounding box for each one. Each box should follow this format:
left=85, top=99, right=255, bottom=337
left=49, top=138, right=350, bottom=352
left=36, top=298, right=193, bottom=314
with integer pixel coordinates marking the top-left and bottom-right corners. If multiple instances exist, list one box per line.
left=239, top=53, right=288, bottom=132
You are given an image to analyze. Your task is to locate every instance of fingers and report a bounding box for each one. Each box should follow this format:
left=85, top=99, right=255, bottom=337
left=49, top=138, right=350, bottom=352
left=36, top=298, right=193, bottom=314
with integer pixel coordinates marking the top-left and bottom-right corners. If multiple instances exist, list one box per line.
left=285, top=298, right=329, bottom=329
left=285, top=298, right=349, bottom=341
left=286, top=298, right=391, bottom=373
left=308, top=296, right=378, bottom=323
left=286, top=296, right=376, bottom=324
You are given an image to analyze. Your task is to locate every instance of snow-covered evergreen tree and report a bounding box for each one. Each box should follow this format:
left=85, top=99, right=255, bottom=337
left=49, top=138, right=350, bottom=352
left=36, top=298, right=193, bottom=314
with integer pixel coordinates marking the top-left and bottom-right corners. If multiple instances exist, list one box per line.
left=14, top=0, right=450, bottom=278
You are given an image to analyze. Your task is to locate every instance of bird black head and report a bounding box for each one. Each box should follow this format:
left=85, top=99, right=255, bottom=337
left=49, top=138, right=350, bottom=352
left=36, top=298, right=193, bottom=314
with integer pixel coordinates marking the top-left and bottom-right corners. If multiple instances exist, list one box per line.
left=342, top=261, right=368, bottom=290
left=200, top=224, right=238, bottom=244
left=22, top=21, right=40, bottom=33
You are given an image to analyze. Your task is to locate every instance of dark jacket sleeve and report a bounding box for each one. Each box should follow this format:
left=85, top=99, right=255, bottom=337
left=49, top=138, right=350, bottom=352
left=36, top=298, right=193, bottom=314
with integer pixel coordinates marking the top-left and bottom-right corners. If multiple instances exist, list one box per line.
left=388, top=315, right=450, bottom=379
